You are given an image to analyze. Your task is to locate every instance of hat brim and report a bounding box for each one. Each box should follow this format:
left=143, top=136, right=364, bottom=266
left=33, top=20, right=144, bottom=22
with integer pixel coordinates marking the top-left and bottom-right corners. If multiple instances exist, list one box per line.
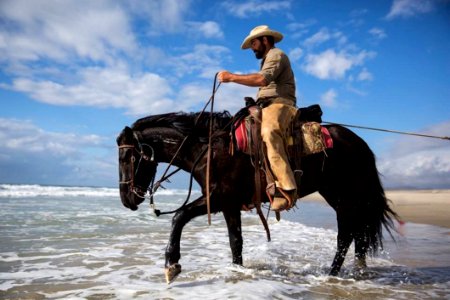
left=241, top=30, right=283, bottom=49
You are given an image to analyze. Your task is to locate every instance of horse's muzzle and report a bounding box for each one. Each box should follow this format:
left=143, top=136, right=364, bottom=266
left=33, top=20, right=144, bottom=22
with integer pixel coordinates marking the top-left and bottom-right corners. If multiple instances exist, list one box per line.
left=120, top=187, right=145, bottom=211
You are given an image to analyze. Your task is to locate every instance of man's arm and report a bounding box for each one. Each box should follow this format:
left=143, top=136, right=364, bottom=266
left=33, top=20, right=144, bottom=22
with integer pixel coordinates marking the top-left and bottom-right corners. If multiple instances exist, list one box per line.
left=218, top=71, right=267, bottom=87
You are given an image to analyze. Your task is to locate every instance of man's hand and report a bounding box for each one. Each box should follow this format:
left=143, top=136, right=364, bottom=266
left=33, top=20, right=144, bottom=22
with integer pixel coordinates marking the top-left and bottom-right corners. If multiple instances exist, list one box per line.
left=218, top=71, right=232, bottom=83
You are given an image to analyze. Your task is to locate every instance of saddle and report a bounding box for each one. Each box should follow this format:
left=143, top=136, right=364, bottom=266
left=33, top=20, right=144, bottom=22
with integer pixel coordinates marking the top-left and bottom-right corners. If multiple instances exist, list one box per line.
left=231, top=99, right=332, bottom=171
left=230, top=99, right=333, bottom=229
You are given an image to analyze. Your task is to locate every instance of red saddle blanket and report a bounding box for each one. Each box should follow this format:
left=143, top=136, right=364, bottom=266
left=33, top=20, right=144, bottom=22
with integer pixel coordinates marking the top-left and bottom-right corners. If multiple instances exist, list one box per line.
left=234, top=118, right=333, bottom=154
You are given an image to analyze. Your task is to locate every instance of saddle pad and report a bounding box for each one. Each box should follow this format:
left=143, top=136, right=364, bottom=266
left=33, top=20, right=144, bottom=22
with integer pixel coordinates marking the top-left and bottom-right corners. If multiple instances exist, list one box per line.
left=234, top=118, right=333, bottom=154
left=234, top=118, right=250, bottom=153
left=321, top=127, right=333, bottom=148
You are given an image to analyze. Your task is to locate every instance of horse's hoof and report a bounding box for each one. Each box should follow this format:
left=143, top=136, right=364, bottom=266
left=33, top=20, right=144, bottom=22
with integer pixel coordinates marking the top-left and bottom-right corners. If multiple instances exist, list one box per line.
left=165, top=263, right=182, bottom=284
left=354, top=258, right=367, bottom=269
left=354, top=263, right=367, bottom=278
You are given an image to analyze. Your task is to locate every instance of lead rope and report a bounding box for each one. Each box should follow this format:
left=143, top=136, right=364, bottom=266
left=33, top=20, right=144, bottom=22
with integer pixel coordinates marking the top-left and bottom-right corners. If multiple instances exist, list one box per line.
left=206, top=73, right=220, bottom=225
left=323, top=121, right=450, bottom=141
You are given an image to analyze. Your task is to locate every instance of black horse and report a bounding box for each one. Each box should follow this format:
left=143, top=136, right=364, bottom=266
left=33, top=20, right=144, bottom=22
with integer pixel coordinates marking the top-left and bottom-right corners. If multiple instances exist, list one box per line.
left=117, top=110, right=399, bottom=283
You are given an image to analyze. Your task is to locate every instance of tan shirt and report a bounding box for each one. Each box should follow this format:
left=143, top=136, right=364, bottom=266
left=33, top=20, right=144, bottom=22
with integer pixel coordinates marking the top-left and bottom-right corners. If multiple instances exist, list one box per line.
left=257, top=47, right=296, bottom=103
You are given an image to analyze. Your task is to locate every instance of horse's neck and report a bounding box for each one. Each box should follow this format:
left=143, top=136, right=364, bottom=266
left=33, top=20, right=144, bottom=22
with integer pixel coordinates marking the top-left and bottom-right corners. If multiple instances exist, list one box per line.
left=142, top=127, right=206, bottom=174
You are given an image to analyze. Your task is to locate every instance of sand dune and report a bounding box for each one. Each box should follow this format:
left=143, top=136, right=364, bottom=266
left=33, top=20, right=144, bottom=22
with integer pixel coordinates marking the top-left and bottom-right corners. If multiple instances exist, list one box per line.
left=302, top=190, right=450, bottom=228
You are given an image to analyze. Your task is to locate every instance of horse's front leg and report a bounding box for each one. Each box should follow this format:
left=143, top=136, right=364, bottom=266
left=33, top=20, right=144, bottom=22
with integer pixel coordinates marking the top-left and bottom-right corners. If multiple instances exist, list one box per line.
left=164, top=196, right=217, bottom=283
left=222, top=206, right=243, bottom=265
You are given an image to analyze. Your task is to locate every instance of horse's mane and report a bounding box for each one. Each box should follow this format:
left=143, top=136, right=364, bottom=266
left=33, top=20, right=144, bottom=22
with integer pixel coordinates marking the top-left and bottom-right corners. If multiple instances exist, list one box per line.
left=131, top=111, right=233, bottom=136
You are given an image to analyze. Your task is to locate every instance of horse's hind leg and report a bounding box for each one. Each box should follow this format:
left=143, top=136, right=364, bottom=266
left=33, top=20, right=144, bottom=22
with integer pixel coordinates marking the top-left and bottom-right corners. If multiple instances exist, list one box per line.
left=329, top=214, right=353, bottom=276
left=319, top=190, right=353, bottom=276
left=354, top=231, right=368, bottom=271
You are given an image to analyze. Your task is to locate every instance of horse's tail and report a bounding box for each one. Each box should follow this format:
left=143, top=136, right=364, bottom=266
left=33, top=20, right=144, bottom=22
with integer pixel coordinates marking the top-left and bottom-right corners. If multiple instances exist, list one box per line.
left=353, top=132, right=400, bottom=255
left=328, top=124, right=400, bottom=255
left=365, top=152, right=400, bottom=254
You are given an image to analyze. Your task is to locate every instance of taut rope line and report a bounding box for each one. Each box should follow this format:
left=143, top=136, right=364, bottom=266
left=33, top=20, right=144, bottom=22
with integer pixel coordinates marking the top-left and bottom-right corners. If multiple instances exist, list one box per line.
left=323, top=121, right=450, bottom=141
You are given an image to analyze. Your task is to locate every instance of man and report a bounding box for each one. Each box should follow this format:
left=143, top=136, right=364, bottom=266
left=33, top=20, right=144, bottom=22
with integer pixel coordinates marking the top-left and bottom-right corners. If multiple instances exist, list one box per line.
left=218, top=25, right=298, bottom=212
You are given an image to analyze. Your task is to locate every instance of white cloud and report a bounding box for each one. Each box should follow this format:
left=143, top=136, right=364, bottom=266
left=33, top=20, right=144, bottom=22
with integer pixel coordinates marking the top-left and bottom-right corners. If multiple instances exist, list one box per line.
left=357, top=68, right=373, bottom=81
left=369, top=27, right=387, bottom=40
left=128, top=0, right=191, bottom=34
left=3, top=41, right=235, bottom=116
left=173, top=44, right=231, bottom=78
left=171, top=78, right=255, bottom=114
left=302, top=27, right=348, bottom=49
left=130, top=2, right=222, bottom=39
left=287, top=20, right=317, bottom=32
left=0, top=119, right=103, bottom=155
left=0, top=0, right=232, bottom=117
left=214, top=84, right=256, bottom=113
left=222, top=0, right=291, bottom=18
left=380, top=150, right=450, bottom=188
left=2, top=26, right=233, bottom=115
left=378, top=121, right=450, bottom=188
left=0, top=118, right=115, bottom=186
left=304, top=28, right=331, bottom=48
left=332, top=31, right=348, bottom=47
left=345, top=84, right=368, bottom=96
left=320, top=89, right=338, bottom=108
left=289, top=48, right=304, bottom=62
left=174, top=84, right=214, bottom=111
left=302, top=49, right=376, bottom=80
left=286, top=20, right=317, bottom=39
left=186, top=21, right=224, bottom=39
left=386, top=0, right=436, bottom=19
left=6, top=67, right=175, bottom=116
left=0, top=0, right=136, bottom=64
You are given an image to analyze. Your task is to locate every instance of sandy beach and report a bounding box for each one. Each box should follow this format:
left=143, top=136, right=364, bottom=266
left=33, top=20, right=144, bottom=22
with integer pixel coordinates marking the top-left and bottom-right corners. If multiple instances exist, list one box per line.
left=303, top=190, right=450, bottom=229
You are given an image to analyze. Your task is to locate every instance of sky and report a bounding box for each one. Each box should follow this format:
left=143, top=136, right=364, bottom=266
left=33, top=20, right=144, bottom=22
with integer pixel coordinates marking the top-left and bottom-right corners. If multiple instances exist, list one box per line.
left=0, top=0, right=449, bottom=189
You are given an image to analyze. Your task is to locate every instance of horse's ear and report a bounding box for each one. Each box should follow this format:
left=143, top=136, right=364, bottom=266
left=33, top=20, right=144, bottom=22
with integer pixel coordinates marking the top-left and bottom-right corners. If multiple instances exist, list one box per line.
left=117, top=126, right=133, bottom=145
left=124, top=126, right=133, bottom=135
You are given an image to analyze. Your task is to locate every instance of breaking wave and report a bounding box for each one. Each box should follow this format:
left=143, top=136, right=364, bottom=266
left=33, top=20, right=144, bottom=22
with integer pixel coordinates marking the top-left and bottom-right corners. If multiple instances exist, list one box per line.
left=0, top=184, right=199, bottom=198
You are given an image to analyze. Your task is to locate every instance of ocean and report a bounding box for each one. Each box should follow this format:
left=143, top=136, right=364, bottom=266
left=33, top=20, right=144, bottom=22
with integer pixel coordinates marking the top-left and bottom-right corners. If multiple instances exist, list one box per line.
left=0, top=184, right=449, bottom=299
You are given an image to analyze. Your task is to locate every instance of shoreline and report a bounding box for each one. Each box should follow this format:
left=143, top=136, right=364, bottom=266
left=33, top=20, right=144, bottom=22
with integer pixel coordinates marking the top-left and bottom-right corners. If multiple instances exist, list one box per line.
left=301, top=190, right=450, bottom=229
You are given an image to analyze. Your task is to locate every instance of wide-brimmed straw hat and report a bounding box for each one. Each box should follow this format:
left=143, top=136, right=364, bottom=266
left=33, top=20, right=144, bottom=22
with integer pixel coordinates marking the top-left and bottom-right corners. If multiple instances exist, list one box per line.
left=241, top=25, right=283, bottom=49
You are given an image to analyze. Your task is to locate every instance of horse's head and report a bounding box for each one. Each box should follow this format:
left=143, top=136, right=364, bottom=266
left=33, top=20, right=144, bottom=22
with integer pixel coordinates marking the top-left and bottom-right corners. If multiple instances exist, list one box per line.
left=117, top=126, right=158, bottom=211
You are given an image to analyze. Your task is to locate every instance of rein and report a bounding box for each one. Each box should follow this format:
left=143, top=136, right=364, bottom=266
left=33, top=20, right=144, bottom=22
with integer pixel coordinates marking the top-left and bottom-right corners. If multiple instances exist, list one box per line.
left=149, top=146, right=209, bottom=217
left=143, top=74, right=222, bottom=221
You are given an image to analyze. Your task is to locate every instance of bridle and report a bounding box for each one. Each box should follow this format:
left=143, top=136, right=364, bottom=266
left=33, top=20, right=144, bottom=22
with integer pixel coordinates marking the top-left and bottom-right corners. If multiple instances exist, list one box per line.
left=118, top=135, right=156, bottom=199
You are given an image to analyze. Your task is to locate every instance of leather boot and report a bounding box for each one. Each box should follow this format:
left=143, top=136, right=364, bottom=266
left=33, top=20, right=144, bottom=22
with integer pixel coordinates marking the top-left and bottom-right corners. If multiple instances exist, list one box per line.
left=271, top=189, right=297, bottom=212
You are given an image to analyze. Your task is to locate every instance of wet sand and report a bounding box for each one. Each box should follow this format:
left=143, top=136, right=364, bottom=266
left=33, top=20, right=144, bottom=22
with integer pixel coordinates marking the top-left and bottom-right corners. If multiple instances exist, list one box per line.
left=302, top=190, right=450, bottom=229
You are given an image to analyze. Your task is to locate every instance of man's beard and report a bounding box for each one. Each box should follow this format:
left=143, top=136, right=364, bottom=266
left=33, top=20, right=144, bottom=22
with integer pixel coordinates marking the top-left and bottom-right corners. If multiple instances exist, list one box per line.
left=253, top=43, right=266, bottom=59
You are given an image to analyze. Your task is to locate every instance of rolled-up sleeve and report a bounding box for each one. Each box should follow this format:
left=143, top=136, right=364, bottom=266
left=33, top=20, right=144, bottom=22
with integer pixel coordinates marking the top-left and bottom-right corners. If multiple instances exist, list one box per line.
left=258, top=50, right=283, bottom=83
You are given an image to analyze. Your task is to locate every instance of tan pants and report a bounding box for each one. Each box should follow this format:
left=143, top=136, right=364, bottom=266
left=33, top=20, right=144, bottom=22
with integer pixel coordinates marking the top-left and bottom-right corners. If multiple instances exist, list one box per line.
left=261, top=100, right=298, bottom=191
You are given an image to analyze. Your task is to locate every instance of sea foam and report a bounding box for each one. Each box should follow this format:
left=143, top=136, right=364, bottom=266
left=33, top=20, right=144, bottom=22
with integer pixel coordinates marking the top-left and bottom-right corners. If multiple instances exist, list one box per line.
left=0, top=184, right=199, bottom=198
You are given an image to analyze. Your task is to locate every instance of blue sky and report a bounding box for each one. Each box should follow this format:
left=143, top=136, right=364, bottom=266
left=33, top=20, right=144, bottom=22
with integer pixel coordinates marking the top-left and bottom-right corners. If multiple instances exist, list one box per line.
left=0, top=0, right=449, bottom=189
